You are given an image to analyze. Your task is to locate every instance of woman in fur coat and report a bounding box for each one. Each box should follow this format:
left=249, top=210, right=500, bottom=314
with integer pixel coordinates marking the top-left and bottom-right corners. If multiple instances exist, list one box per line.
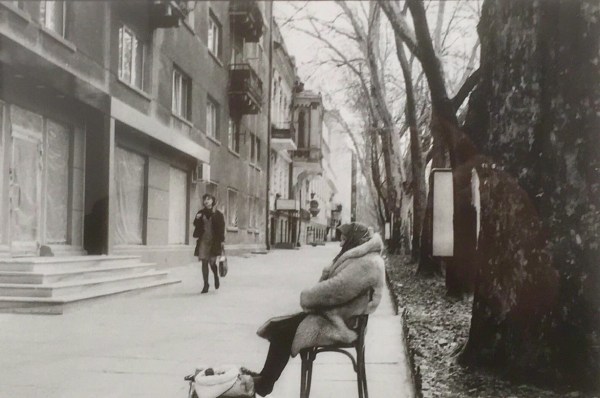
left=242, top=222, right=385, bottom=397
left=193, top=194, right=225, bottom=294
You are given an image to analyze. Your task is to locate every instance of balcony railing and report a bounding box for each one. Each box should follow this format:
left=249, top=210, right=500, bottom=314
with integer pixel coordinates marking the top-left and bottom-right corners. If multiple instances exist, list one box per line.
left=272, top=122, right=293, bottom=140
left=271, top=122, right=296, bottom=151
left=292, top=148, right=323, bottom=163
left=229, top=0, right=264, bottom=43
left=229, top=63, right=263, bottom=115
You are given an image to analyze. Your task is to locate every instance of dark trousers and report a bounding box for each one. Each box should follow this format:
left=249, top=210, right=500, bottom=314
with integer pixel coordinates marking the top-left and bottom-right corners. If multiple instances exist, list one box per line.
left=256, top=312, right=308, bottom=394
left=201, top=259, right=218, bottom=287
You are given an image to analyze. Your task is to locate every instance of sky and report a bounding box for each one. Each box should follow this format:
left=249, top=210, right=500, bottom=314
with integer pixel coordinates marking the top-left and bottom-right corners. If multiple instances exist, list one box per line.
left=273, top=0, right=482, bottom=111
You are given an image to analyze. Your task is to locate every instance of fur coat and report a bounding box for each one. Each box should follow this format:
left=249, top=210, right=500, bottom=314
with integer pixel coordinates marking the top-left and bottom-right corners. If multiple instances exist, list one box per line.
left=257, top=233, right=385, bottom=356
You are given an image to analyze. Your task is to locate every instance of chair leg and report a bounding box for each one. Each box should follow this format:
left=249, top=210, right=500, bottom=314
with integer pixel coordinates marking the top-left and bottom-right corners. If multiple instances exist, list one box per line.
left=305, top=355, right=314, bottom=398
left=300, top=350, right=315, bottom=398
left=361, top=360, right=369, bottom=398
left=300, top=352, right=307, bottom=398
left=354, top=346, right=368, bottom=398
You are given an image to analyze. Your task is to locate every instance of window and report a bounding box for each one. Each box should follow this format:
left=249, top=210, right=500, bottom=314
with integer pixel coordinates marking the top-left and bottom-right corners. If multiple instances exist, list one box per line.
left=247, top=196, right=260, bottom=230
left=247, top=197, right=254, bottom=229
left=256, top=137, right=261, bottom=163
left=207, top=11, right=221, bottom=58
left=206, top=98, right=219, bottom=140
left=115, top=147, right=147, bottom=245
left=172, top=66, right=191, bottom=120
left=118, top=26, right=145, bottom=90
left=168, top=167, right=188, bottom=244
left=40, top=1, right=65, bottom=37
left=45, top=119, right=72, bottom=244
left=227, top=117, right=240, bottom=153
left=227, top=188, right=238, bottom=228
left=250, top=197, right=260, bottom=229
left=0, top=102, right=4, bottom=242
left=250, top=134, right=256, bottom=163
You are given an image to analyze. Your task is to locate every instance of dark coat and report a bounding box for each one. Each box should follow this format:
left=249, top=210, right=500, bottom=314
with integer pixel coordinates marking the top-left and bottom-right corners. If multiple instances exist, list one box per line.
left=193, top=209, right=225, bottom=257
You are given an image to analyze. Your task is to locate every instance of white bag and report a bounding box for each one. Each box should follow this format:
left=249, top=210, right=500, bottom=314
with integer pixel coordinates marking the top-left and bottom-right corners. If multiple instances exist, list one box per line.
left=187, top=365, right=254, bottom=398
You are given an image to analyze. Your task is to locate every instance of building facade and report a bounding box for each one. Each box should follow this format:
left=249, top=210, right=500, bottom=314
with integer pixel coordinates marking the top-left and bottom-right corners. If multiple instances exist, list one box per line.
left=268, top=20, right=298, bottom=249
left=0, top=0, right=271, bottom=265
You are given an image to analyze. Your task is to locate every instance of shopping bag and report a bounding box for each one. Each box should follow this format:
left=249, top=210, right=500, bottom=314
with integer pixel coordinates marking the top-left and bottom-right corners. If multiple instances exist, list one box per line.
left=218, top=255, right=228, bottom=277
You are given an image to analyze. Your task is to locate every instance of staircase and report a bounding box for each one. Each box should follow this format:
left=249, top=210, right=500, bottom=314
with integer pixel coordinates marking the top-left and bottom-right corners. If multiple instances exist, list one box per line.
left=0, top=255, right=180, bottom=314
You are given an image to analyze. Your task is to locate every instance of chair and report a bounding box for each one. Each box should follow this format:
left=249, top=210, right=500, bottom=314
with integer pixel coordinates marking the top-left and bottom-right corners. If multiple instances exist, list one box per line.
left=299, top=314, right=370, bottom=398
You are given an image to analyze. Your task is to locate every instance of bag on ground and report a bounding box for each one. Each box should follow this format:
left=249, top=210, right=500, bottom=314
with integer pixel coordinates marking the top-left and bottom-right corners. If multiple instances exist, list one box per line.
left=185, top=365, right=254, bottom=398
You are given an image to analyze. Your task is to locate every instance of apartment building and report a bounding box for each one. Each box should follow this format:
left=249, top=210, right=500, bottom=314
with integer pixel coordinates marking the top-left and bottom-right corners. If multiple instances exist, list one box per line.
left=268, top=20, right=298, bottom=248
left=290, top=88, right=339, bottom=246
left=0, top=0, right=270, bottom=265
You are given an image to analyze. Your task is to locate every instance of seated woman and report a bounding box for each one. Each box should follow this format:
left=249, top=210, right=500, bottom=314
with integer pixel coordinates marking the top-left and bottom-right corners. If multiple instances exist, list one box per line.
left=243, top=222, right=385, bottom=397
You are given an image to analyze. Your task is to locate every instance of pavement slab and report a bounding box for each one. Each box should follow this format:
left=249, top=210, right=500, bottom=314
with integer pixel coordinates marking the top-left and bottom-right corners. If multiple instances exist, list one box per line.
left=0, top=243, right=414, bottom=398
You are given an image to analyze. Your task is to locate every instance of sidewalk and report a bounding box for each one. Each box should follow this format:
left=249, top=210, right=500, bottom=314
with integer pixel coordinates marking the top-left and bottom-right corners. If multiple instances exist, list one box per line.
left=0, top=243, right=414, bottom=398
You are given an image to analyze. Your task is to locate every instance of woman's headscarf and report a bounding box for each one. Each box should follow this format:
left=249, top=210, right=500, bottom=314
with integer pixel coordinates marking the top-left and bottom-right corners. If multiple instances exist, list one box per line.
left=333, top=222, right=372, bottom=263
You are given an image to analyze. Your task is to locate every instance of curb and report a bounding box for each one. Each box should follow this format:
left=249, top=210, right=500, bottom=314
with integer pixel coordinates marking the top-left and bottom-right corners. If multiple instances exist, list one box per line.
left=385, top=261, right=423, bottom=398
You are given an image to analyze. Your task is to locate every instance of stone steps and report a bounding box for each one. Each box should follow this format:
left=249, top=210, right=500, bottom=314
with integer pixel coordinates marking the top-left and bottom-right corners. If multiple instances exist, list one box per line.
left=0, top=263, right=157, bottom=284
left=0, top=255, right=141, bottom=272
left=0, top=255, right=180, bottom=314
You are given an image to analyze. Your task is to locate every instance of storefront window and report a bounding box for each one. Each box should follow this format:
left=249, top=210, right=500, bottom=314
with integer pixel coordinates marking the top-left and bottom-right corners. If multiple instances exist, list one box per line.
left=0, top=102, right=4, bottom=243
left=45, top=120, right=71, bottom=244
left=115, top=147, right=146, bottom=245
left=168, top=167, right=187, bottom=244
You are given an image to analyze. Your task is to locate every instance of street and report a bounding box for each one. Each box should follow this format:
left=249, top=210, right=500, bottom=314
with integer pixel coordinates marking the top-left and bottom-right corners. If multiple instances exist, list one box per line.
left=0, top=243, right=414, bottom=398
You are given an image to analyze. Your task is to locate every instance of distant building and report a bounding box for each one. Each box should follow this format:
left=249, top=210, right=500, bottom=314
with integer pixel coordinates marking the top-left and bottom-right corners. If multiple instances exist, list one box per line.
left=324, top=110, right=354, bottom=231
left=269, top=20, right=297, bottom=249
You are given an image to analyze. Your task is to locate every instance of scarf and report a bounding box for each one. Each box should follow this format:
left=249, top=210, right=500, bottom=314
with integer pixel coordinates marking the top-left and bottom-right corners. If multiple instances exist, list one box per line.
left=200, top=207, right=214, bottom=219
left=333, top=222, right=372, bottom=263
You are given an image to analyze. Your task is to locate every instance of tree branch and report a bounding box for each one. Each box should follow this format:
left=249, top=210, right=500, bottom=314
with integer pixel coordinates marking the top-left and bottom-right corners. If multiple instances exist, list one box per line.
left=451, top=67, right=481, bottom=111
left=377, top=0, right=421, bottom=62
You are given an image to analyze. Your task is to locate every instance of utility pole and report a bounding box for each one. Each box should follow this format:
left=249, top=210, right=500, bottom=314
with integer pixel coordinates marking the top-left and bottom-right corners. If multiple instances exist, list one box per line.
left=264, top=1, right=274, bottom=251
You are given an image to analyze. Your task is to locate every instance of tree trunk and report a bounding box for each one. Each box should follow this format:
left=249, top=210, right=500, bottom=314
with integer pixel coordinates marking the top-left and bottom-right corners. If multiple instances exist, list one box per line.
left=366, top=3, right=400, bottom=219
left=396, top=36, right=425, bottom=261
left=462, top=0, right=600, bottom=387
left=406, top=0, right=477, bottom=294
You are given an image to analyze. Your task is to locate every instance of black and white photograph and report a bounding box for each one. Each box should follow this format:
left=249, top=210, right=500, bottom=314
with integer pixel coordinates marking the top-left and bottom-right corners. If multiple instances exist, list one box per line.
left=0, top=1, right=598, bottom=397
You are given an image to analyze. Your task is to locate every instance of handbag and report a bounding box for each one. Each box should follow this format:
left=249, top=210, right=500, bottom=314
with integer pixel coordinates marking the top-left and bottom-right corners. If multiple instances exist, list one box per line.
left=218, top=250, right=228, bottom=278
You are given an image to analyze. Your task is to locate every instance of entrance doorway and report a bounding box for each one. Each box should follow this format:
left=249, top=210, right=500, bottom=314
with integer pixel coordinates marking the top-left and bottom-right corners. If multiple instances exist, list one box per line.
left=8, top=105, right=73, bottom=256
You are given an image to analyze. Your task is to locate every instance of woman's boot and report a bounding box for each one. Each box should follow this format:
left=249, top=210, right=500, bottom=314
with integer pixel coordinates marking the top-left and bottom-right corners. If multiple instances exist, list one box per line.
left=210, top=262, right=220, bottom=289
left=201, top=261, right=210, bottom=293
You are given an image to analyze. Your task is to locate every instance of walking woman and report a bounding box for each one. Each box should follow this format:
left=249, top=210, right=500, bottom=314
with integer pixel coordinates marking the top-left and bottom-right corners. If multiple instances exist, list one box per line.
left=242, top=222, right=385, bottom=396
left=193, top=194, right=225, bottom=294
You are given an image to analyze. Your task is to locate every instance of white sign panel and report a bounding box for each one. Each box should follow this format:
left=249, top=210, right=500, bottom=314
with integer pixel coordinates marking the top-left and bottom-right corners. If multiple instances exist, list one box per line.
left=432, top=169, right=454, bottom=256
left=470, top=168, right=481, bottom=249
left=276, top=199, right=299, bottom=211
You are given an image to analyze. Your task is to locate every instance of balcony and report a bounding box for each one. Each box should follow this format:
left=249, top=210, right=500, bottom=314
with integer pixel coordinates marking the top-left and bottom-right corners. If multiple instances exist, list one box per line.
left=229, top=0, right=264, bottom=43
left=292, top=148, right=323, bottom=173
left=229, top=63, right=263, bottom=115
left=150, top=1, right=188, bottom=29
left=271, top=122, right=296, bottom=151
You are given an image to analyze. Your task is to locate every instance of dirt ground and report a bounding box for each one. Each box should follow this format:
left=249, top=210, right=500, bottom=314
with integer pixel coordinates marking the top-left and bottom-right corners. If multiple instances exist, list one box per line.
left=385, top=254, right=595, bottom=398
